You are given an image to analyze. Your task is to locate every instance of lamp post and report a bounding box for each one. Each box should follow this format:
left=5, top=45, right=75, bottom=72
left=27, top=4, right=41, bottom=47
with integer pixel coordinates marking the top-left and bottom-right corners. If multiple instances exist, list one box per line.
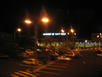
left=66, top=32, right=70, bottom=48
left=25, top=18, right=49, bottom=51
left=14, top=28, right=22, bottom=43
left=61, top=28, right=76, bottom=48
left=70, top=28, right=76, bottom=49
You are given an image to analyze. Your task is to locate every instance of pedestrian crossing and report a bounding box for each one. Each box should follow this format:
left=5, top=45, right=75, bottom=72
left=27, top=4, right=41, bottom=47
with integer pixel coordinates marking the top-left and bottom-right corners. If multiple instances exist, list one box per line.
left=10, top=71, right=38, bottom=77
left=10, top=61, right=69, bottom=77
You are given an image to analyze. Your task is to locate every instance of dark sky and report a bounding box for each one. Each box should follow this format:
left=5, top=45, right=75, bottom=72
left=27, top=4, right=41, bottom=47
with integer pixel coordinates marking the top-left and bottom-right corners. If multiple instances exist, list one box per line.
left=0, top=0, right=102, bottom=39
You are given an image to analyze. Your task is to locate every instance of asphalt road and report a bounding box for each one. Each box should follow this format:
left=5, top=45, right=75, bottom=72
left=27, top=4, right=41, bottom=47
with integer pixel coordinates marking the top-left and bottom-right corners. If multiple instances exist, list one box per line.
left=0, top=50, right=102, bottom=77
left=35, top=50, right=99, bottom=77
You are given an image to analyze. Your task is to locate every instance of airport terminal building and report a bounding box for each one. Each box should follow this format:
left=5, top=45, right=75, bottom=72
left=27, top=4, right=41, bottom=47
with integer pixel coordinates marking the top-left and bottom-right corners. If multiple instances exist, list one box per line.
left=37, top=33, right=102, bottom=48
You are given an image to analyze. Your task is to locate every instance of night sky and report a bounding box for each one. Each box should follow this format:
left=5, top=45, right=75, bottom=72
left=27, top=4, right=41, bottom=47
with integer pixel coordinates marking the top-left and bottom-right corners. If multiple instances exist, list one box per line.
left=0, top=0, right=102, bottom=39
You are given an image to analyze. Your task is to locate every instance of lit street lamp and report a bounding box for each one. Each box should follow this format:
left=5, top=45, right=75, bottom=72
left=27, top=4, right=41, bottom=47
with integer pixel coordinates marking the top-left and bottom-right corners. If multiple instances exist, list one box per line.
left=17, top=28, right=22, bottom=32
left=25, top=17, right=49, bottom=51
left=70, top=28, right=74, bottom=34
left=25, top=20, right=32, bottom=24
left=61, top=28, right=76, bottom=48
left=14, top=28, right=22, bottom=43
left=42, top=18, right=49, bottom=22
left=61, top=29, right=65, bottom=33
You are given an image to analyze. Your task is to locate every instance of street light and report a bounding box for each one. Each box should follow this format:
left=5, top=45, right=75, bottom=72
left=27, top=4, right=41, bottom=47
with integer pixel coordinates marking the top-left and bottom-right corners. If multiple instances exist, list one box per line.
left=14, top=28, right=22, bottom=43
left=25, top=17, right=49, bottom=51
left=25, top=20, right=32, bottom=24
left=42, top=18, right=49, bottom=22
left=61, top=29, right=65, bottom=33
left=70, top=29, right=74, bottom=33
left=17, top=28, right=22, bottom=32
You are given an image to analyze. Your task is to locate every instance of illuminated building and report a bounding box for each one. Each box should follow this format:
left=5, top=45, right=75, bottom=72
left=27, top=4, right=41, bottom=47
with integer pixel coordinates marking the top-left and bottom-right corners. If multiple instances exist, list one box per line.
left=37, top=33, right=102, bottom=48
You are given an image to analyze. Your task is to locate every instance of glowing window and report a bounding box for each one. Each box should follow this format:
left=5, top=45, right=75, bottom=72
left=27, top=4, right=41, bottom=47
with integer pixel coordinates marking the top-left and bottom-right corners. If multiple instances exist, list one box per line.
left=76, top=42, right=78, bottom=44
left=80, top=42, right=82, bottom=44
left=83, top=42, right=85, bottom=44
left=87, top=42, right=89, bottom=44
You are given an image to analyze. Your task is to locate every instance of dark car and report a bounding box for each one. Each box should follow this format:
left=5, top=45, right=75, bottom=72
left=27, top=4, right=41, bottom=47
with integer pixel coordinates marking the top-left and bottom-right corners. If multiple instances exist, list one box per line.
left=0, top=43, right=25, bottom=58
left=0, top=53, right=9, bottom=59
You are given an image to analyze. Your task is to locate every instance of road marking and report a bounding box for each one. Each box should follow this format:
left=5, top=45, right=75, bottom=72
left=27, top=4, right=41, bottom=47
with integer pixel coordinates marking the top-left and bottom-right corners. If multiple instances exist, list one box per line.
left=43, top=67, right=63, bottom=71
left=37, top=71, right=59, bottom=75
left=47, top=65, right=66, bottom=68
left=10, top=74, right=19, bottom=77
left=35, top=73, right=40, bottom=76
left=20, top=64, right=34, bottom=67
left=52, top=63, right=69, bottom=66
left=33, top=61, right=55, bottom=72
left=14, top=72, right=29, bottom=77
left=19, top=71, right=37, bottom=77
left=25, top=68, right=32, bottom=72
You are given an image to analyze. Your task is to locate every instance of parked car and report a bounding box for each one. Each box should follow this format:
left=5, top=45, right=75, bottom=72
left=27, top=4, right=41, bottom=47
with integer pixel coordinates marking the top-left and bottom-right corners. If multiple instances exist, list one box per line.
left=23, top=58, right=39, bottom=65
left=64, top=51, right=76, bottom=58
left=0, top=53, right=9, bottom=59
left=50, top=52, right=59, bottom=56
left=96, top=49, right=102, bottom=57
left=0, top=43, right=25, bottom=58
left=57, top=56, right=72, bottom=61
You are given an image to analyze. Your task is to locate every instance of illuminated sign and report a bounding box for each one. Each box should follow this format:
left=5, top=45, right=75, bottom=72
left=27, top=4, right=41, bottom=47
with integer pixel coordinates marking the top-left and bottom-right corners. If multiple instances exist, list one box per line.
left=43, top=33, right=51, bottom=36
left=61, top=33, right=66, bottom=35
left=55, top=33, right=60, bottom=35
left=43, top=33, right=66, bottom=36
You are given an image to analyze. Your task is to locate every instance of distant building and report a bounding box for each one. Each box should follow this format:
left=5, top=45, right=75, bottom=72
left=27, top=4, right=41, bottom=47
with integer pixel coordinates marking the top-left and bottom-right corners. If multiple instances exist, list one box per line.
left=37, top=32, right=102, bottom=48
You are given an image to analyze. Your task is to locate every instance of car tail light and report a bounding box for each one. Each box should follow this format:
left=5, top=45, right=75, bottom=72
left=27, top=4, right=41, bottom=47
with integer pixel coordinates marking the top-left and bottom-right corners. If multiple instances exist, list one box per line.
left=45, top=49, right=49, bottom=51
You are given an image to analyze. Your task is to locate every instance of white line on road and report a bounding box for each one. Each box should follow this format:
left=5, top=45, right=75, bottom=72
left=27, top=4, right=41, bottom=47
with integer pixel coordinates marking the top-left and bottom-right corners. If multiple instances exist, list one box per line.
left=35, top=73, right=40, bottom=76
left=14, top=72, right=29, bottom=77
left=33, top=61, right=55, bottom=72
left=43, top=67, right=63, bottom=71
left=19, top=71, right=37, bottom=77
left=52, top=63, right=69, bottom=66
left=20, top=64, right=34, bottom=67
left=47, top=65, right=66, bottom=68
left=10, top=74, right=19, bottom=77
left=37, top=71, right=59, bottom=75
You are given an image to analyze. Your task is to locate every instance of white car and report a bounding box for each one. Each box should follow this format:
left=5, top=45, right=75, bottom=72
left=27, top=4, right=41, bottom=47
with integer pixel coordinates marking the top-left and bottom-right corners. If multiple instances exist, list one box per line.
left=64, top=51, right=76, bottom=58
left=57, top=56, right=72, bottom=61
left=23, top=58, right=38, bottom=65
